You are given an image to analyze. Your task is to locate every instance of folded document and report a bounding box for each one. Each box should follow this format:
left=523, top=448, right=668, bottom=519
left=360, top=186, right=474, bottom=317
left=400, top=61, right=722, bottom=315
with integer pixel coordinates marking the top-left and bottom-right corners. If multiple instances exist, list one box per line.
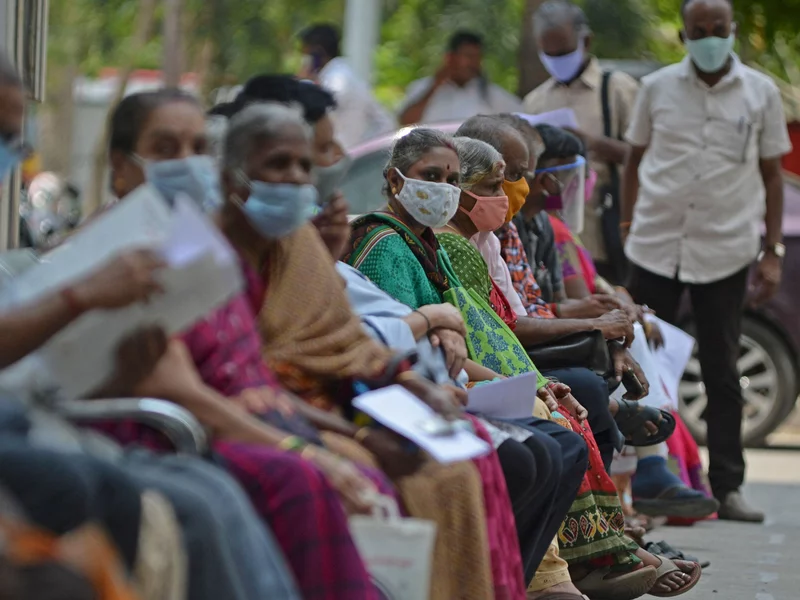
left=2, top=185, right=242, bottom=399
left=353, top=386, right=491, bottom=464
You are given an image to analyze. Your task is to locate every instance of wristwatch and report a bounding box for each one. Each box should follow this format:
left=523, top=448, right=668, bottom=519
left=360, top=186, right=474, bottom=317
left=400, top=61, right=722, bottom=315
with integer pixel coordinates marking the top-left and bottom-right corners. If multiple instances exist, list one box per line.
left=764, top=243, right=786, bottom=259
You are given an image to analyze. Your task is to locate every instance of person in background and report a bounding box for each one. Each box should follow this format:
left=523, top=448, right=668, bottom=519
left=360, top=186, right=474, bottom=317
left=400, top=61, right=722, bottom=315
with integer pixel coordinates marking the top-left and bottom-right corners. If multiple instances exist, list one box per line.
left=398, top=31, right=522, bottom=126
left=621, top=0, right=791, bottom=523
left=298, top=23, right=395, bottom=149
left=524, top=0, right=639, bottom=283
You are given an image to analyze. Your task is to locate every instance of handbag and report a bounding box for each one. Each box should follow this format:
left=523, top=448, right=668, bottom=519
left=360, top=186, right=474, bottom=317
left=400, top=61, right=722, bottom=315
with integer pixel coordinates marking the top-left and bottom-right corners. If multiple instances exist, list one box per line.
left=349, top=495, right=437, bottom=600
left=525, top=330, right=612, bottom=377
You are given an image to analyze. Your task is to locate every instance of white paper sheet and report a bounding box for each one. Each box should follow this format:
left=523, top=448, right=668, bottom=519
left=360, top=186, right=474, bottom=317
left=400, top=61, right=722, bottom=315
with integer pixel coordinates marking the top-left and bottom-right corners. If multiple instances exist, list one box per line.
left=353, top=386, right=491, bottom=464
left=647, top=315, right=696, bottom=409
left=466, top=372, right=539, bottom=419
left=515, top=108, right=579, bottom=130
left=3, top=186, right=243, bottom=399
left=625, top=322, right=672, bottom=410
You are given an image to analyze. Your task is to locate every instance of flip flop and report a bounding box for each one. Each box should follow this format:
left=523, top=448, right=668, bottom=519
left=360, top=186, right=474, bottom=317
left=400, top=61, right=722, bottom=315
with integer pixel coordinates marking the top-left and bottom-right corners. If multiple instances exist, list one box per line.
left=645, top=541, right=711, bottom=569
left=648, top=556, right=702, bottom=597
left=614, top=399, right=676, bottom=446
left=573, top=565, right=658, bottom=600
left=633, top=486, right=720, bottom=519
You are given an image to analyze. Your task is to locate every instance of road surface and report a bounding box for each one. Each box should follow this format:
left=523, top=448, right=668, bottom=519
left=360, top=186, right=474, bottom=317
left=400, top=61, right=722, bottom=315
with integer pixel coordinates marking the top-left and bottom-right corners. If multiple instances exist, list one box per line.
left=650, top=448, right=800, bottom=599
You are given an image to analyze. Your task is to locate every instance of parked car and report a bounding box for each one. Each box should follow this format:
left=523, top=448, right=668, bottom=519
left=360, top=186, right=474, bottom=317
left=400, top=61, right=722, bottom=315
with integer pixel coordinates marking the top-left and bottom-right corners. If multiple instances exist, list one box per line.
left=343, top=123, right=800, bottom=447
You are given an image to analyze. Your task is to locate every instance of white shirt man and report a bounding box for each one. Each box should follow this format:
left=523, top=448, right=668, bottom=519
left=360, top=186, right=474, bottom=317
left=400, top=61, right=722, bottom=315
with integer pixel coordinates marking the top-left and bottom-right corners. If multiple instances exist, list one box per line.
left=624, top=54, right=791, bottom=283
left=398, top=31, right=522, bottom=126
left=621, top=0, right=791, bottom=524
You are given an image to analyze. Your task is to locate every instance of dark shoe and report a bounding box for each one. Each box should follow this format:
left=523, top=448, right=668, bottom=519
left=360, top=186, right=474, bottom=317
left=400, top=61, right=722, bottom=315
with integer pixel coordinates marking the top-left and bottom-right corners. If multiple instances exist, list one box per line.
left=633, top=486, right=720, bottom=519
left=717, top=491, right=764, bottom=523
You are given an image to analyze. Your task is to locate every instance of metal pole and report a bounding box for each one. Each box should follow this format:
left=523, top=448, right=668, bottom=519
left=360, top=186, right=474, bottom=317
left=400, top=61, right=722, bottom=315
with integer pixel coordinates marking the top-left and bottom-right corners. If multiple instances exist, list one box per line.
left=342, top=0, right=381, bottom=85
left=162, top=0, right=183, bottom=87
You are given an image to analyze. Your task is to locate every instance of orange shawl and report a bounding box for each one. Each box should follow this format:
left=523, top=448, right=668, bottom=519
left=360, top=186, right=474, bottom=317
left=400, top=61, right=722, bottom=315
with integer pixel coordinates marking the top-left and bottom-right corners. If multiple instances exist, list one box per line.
left=255, top=224, right=393, bottom=407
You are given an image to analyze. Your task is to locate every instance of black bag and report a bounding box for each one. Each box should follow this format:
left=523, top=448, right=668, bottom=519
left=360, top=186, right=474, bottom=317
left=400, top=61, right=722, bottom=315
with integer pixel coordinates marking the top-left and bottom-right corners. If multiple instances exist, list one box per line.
left=526, top=330, right=611, bottom=377
left=598, top=70, right=628, bottom=285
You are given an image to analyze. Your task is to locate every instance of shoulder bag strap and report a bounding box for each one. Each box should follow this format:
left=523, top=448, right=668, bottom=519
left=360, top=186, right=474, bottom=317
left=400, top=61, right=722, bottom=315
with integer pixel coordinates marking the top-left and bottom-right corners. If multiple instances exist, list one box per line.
left=600, top=70, right=620, bottom=210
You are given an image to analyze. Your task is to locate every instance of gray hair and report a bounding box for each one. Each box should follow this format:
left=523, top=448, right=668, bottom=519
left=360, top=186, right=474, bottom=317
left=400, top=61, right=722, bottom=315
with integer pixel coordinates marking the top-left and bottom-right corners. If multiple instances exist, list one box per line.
left=494, top=113, right=546, bottom=160
left=533, top=0, right=590, bottom=38
left=456, top=115, right=526, bottom=159
left=452, top=137, right=504, bottom=191
left=384, top=127, right=455, bottom=191
left=206, top=115, right=229, bottom=163
left=222, top=102, right=311, bottom=172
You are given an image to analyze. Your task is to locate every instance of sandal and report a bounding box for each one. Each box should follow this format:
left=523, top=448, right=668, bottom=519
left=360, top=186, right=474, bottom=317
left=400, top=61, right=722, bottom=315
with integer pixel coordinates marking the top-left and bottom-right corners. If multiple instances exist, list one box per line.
left=573, top=565, right=657, bottom=600
left=649, top=556, right=702, bottom=597
left=645, top=541, right=710, bottom=569
left=614, top=399, right=676, bottom=446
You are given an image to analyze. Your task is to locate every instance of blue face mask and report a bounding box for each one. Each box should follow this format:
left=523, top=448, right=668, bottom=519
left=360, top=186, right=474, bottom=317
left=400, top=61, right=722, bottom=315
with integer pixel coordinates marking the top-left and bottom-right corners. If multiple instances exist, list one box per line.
left=685, top=32, right=735, bottom=74
left=136, top=154, right=222, bottom=212
left=0, top=138, right=23, bottom=180
left=237, top=175, right=318, bottom=240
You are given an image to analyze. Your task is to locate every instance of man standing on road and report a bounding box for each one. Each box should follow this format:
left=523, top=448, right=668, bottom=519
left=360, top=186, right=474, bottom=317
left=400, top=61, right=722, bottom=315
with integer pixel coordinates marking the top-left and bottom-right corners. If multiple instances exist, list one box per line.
left=621, top=0, right=791, bottom=523
left=524, top=0, right=640, bottom=283
left=298, top=23, right=395, bottom=149
left=398, top=31, right=522, bottom=126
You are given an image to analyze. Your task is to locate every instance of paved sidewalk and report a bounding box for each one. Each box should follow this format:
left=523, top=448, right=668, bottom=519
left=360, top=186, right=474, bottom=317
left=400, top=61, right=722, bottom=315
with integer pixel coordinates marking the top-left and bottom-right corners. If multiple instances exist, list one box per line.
left=650, top=449, right=800, bottom=600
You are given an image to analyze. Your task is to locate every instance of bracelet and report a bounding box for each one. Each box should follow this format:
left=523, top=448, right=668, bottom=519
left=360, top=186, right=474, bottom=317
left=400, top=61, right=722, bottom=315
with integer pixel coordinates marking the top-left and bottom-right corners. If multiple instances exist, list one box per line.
left=354, top=427, right=372, bottom=443
left=60, top=286, right=85, bottom=316
left=278, top=435, right=306, bottom=452
left=414, top=309, right=432, bottom=333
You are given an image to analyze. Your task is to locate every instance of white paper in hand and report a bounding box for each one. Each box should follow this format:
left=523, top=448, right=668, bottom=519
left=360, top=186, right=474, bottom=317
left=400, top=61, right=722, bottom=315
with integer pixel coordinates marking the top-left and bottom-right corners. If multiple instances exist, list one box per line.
left=8, top=186, right=242, bottom=399
left=647, top=315, right=695, bottom=409
left=467, top=372, right=539, bottom=419
left=353, top=386, right=490, bottom=464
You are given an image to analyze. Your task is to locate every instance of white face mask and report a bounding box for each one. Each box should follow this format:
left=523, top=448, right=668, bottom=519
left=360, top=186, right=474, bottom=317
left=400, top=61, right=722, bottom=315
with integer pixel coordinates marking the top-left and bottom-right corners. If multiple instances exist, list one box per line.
left=394, top=170, right=460, bottom=228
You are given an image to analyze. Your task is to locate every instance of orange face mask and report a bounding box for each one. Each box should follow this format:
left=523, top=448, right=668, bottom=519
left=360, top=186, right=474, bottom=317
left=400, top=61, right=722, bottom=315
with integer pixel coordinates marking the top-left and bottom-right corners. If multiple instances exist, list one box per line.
left=502, top=177, right=531, bottom=223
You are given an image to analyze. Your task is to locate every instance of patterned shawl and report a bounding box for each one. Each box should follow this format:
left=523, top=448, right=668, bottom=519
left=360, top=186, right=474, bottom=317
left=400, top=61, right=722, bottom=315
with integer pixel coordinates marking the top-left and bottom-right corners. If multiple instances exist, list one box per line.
left=345, top=211, right=451, bottom=295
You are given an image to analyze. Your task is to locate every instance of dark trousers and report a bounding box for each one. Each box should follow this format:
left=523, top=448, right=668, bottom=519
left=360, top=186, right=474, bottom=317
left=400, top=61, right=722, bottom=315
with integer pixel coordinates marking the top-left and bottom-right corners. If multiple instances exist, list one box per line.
left=495, top=417, right=588, bottom=583
left=541, top=367, right=620, bottom=471
left=627, top=264, right=749, bottom=499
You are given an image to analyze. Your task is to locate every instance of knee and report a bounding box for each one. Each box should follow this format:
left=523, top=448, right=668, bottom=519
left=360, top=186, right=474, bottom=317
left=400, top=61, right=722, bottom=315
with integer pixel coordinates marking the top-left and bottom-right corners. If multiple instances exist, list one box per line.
left=497, top=440, right=539, bottom=496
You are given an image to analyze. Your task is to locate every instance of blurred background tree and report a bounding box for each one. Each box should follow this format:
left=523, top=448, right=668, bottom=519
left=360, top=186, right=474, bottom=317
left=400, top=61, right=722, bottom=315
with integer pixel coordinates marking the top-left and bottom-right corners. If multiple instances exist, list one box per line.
left=39, top=0, right=800, bottom=138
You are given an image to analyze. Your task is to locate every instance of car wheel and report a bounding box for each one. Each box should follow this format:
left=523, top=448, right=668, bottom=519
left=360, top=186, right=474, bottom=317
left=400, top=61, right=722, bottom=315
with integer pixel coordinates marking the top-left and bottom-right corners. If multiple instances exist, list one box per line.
left=678, top=316, right=798, bottom=447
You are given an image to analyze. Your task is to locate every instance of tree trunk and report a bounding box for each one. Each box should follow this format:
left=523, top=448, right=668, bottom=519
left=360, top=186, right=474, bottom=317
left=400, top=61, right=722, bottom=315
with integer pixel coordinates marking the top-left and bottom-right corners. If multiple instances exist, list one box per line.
left=517, top=0, right=549, bottom=99
left=85, top=0, right=158, bottom=215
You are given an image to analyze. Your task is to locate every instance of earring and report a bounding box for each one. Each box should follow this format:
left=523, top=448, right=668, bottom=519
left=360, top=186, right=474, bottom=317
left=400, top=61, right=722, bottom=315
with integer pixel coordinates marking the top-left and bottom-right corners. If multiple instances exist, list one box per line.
left=391, top=187, right=398, bottom=194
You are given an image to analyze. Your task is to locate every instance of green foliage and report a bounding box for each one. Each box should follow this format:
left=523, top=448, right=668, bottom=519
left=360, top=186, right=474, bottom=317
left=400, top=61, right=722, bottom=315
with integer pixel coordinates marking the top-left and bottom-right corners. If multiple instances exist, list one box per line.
left=44, top=0, right=800, bottom=109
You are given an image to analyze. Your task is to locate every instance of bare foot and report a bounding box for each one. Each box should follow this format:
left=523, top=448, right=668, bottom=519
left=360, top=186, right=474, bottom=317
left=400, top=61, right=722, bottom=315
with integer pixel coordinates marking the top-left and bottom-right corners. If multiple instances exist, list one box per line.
left=635, top=548, right=695, bottom=593
left=527, top=581, right=583, bottom=598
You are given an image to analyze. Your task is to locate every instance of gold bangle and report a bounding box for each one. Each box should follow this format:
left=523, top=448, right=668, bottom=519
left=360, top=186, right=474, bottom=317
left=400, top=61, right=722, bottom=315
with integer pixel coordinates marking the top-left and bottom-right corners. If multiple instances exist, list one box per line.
left=395, top=370, right=418, bottom=384
left=354, top=427, right=372, bottom=444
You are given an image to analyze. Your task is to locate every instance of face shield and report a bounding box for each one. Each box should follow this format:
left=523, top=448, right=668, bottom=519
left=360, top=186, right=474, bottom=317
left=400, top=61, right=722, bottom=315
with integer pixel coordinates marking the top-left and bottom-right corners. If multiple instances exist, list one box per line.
left=535, top=155, right=586, bottom=234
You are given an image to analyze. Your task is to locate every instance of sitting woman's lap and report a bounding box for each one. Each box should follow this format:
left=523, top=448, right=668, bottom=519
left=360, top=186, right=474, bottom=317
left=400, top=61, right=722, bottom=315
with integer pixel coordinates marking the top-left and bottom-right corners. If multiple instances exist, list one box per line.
left=214, top=441, right=380, bottom=600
